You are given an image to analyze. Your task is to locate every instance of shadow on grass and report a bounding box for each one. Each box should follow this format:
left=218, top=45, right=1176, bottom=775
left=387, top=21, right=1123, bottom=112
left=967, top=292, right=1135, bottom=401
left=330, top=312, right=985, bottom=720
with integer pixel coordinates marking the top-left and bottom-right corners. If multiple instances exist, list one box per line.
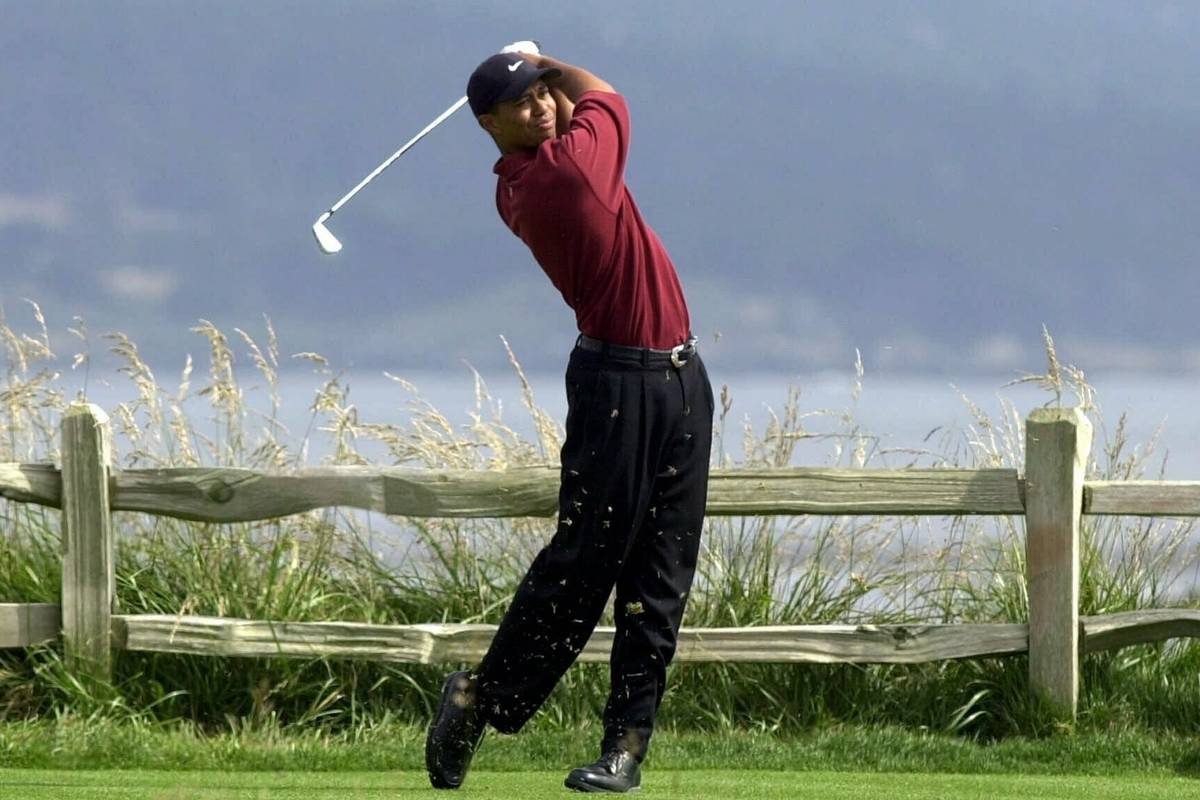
left=1172, top=750, right=1200, bottom=779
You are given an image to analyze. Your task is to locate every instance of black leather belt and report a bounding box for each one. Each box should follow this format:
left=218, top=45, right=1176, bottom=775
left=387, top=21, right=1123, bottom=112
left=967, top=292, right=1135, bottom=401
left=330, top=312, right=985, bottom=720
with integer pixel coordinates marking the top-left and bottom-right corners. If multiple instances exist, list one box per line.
left=576, top=334, right=698, bottom=368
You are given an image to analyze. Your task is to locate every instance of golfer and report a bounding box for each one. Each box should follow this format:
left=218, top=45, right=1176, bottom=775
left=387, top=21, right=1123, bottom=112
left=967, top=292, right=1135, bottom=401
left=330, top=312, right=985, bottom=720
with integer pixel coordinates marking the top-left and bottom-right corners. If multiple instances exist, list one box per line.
left=426, top=45, right=714, bottom=794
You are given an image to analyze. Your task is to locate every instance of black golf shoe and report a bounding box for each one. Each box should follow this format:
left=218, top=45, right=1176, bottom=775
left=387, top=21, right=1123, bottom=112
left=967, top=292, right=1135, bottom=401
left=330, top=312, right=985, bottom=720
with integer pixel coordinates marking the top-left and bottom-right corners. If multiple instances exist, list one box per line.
left=425, top=671, right=486, bottom=789
left=564, top=749, right=642, bottom=793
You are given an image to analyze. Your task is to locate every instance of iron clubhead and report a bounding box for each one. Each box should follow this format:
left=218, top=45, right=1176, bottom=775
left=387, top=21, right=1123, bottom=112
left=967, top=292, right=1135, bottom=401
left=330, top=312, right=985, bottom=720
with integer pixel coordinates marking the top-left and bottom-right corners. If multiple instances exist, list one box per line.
left=312, top=213, right=343, bottom=255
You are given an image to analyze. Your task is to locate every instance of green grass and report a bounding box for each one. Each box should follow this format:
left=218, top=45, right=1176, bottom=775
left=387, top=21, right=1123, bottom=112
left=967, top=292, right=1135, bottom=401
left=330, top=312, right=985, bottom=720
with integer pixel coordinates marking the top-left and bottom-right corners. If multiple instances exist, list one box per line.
left=0, top=769, right=1195, bottom=799
left=3, top=720, right=1200, bottom=778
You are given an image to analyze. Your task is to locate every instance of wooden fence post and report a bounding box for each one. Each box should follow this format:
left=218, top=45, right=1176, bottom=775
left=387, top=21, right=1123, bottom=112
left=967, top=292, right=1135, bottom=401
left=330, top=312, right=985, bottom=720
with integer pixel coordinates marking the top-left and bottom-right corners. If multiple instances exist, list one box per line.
left=1024, top=407, right=1092, bottom=721
left=60, top=402, right=115, bottom=685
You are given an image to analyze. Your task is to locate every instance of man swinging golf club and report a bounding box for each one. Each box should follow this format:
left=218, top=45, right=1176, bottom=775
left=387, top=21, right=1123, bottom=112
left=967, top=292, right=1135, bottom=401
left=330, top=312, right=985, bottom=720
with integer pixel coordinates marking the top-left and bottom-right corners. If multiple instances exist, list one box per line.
left=426, top=42, right=714, bottom=794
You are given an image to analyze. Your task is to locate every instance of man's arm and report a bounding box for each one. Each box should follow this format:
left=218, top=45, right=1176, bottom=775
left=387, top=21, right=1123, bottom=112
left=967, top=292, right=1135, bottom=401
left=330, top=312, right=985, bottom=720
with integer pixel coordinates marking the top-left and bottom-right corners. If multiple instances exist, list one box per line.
left=550, top=87, right=575, bottom=137
left=523, top=53, right=615, bottom=102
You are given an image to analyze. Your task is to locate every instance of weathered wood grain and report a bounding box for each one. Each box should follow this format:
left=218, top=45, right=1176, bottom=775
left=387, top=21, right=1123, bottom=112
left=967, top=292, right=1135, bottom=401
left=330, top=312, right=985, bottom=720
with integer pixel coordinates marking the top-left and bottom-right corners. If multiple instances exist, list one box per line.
left=1024, top=407, right=1091, bottom=720
left=671, top=623, right=1030, bottom=663
left=61, top=403, right=115, bottom=682
left=0, top=463, right=61, bottom=508
left=1082, top=609, right=1200, bottom=652
left=704, top=469, right=1024, bottom=516
left=114, top=615, right=1029, bottom=664
left=106, top=467, right=1026, bottom=522
left=112, top=615, right=487, bottom=662
left=1085, top=481, right=1200, bottom=517
left=40, top=608, right=1200, bottom=664
left=0, top=603, right=60, bottom=647
left=110, top=466, right=559, bottom=521
left=15, top=462, right=1200, bottom=521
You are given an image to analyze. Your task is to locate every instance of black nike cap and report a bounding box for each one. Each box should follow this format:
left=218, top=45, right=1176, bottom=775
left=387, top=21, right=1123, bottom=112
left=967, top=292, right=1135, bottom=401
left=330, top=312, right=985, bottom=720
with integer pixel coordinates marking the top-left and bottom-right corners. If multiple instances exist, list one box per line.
left=467, top=53, right=562, bottom=117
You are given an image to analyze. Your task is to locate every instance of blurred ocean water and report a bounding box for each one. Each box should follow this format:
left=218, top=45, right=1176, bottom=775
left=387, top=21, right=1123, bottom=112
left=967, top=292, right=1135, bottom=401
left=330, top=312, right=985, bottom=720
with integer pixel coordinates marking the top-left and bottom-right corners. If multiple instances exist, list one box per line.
left=67, top=368, right=1199, bottom=478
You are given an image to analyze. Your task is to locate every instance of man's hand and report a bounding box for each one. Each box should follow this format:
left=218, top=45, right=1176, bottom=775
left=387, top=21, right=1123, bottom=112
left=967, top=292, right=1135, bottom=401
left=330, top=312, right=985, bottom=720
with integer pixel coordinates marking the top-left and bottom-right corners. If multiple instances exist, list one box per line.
left=526, top=54, right=614, bottom=101
left=500, top=40, right=541, bottom=56
left=500, top=43, right=615, bottom=101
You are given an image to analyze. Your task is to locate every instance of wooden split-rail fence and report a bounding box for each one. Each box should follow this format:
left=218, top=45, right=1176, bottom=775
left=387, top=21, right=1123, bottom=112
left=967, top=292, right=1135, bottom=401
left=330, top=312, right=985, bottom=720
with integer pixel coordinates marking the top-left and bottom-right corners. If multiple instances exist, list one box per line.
left=3, top=402, right=1200, bottom=720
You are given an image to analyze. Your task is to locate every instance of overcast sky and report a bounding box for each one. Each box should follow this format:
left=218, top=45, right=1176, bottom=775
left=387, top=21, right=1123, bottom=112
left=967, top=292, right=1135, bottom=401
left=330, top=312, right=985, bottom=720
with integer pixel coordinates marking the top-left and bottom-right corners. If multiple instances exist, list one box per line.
left=3, top=1, right=1198, bottom=378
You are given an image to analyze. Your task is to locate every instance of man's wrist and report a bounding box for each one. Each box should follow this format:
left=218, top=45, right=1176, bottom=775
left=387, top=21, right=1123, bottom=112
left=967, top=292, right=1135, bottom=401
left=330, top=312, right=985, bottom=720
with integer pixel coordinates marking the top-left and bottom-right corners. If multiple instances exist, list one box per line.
left=520, top=52, right=551, bottom=70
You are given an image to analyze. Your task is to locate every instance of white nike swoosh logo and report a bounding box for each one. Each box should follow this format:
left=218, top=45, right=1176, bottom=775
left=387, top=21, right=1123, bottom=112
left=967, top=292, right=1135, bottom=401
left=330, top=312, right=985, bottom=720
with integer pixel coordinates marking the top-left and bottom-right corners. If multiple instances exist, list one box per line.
left=508, top=61, right=523, bottom=72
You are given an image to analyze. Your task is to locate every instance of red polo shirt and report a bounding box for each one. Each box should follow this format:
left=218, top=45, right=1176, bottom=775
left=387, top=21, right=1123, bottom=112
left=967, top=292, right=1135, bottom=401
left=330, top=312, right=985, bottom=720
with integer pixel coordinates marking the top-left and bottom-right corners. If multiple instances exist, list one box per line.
left=493, top=91, right=691, bottom=350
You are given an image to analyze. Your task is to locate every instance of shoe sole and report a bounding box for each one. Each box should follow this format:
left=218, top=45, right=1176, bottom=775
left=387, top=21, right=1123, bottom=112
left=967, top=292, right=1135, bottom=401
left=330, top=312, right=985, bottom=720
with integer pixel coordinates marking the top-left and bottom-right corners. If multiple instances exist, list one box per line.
left=564, top=776, right=641, bottom=793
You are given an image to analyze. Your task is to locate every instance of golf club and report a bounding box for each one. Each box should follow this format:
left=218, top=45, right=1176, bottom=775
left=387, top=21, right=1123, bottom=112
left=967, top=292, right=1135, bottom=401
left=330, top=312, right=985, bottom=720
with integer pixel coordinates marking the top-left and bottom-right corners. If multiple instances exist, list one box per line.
left=312, top=94, right=469, bottom=255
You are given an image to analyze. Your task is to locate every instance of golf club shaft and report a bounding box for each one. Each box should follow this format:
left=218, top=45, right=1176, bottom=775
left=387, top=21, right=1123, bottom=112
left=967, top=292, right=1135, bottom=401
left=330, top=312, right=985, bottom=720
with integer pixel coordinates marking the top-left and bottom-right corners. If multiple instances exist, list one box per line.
left=325, top=95, right=469, bottom=216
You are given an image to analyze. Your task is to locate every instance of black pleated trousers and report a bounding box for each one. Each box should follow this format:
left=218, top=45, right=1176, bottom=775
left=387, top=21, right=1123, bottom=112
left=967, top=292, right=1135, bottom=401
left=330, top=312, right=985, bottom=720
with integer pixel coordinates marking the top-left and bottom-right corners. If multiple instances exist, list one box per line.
left=475, top=342, right=714, bottom=761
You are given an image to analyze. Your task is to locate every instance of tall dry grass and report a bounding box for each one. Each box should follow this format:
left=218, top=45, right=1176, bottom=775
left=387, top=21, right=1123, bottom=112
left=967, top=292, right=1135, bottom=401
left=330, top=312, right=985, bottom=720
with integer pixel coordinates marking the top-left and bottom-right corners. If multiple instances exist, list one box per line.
left=0, top=303, right=1198, bottom=738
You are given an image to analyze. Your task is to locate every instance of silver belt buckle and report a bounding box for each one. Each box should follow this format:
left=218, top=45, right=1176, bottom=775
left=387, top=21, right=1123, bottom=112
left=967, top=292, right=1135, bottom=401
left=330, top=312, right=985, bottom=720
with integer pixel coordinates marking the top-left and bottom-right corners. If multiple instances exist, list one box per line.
left=670, top=337, right=697, bottom=368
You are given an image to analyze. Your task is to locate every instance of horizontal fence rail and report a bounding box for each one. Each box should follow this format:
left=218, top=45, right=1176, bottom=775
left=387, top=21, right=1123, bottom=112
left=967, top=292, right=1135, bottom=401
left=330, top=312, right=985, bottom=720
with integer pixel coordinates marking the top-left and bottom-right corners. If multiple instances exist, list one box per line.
left=112, top=617, right=1032, bottom=665
left=3, top=402, right=1200, bottom=724
left=1085, top=481, right=1200, bottom=516
left=0, top=604, right=60, bottom=648
left=0, top=464, right=59, bottom=508
left=103, top=610, right=1200, bottom=663
left=8, top=464, right=1200, bottom=521
left=4, top=465, right=1028, bottom=520
left=6, top=605, right=1200, bottom=666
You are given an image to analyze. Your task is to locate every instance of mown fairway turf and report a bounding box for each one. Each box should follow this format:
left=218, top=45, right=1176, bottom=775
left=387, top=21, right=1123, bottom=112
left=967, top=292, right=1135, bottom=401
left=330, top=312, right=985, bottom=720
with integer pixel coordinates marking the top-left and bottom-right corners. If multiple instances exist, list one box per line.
left=0, top=769, right=1195, bottom=799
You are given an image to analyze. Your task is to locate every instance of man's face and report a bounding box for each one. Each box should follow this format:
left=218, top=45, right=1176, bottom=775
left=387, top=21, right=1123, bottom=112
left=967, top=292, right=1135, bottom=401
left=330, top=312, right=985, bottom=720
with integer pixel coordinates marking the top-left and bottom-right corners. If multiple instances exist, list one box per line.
left=479, top=80, right=557, bottom=153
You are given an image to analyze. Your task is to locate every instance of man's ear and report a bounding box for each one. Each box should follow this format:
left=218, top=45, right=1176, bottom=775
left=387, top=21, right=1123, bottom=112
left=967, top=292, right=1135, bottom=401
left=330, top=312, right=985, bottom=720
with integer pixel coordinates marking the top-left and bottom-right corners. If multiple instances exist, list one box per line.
left=478, top=114, right=500, bottom=136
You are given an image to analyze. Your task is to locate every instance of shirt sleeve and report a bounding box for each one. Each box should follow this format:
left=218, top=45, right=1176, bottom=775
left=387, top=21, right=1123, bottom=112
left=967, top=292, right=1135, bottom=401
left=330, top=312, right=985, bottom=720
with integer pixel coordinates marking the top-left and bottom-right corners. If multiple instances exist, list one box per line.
left=553, top=91, right=630, bottom=212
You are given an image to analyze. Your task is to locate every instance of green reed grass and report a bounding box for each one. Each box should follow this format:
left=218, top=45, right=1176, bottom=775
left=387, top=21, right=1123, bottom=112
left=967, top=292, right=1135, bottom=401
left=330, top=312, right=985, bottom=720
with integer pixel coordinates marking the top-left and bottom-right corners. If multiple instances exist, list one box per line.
left=0, top=305, right=1198, bottom=739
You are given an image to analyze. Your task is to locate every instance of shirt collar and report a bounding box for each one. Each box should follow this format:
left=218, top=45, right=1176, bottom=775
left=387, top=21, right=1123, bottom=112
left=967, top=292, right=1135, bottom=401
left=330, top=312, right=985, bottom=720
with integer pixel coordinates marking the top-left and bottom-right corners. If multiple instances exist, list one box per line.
left=493, top=148, right=537, bottom=179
